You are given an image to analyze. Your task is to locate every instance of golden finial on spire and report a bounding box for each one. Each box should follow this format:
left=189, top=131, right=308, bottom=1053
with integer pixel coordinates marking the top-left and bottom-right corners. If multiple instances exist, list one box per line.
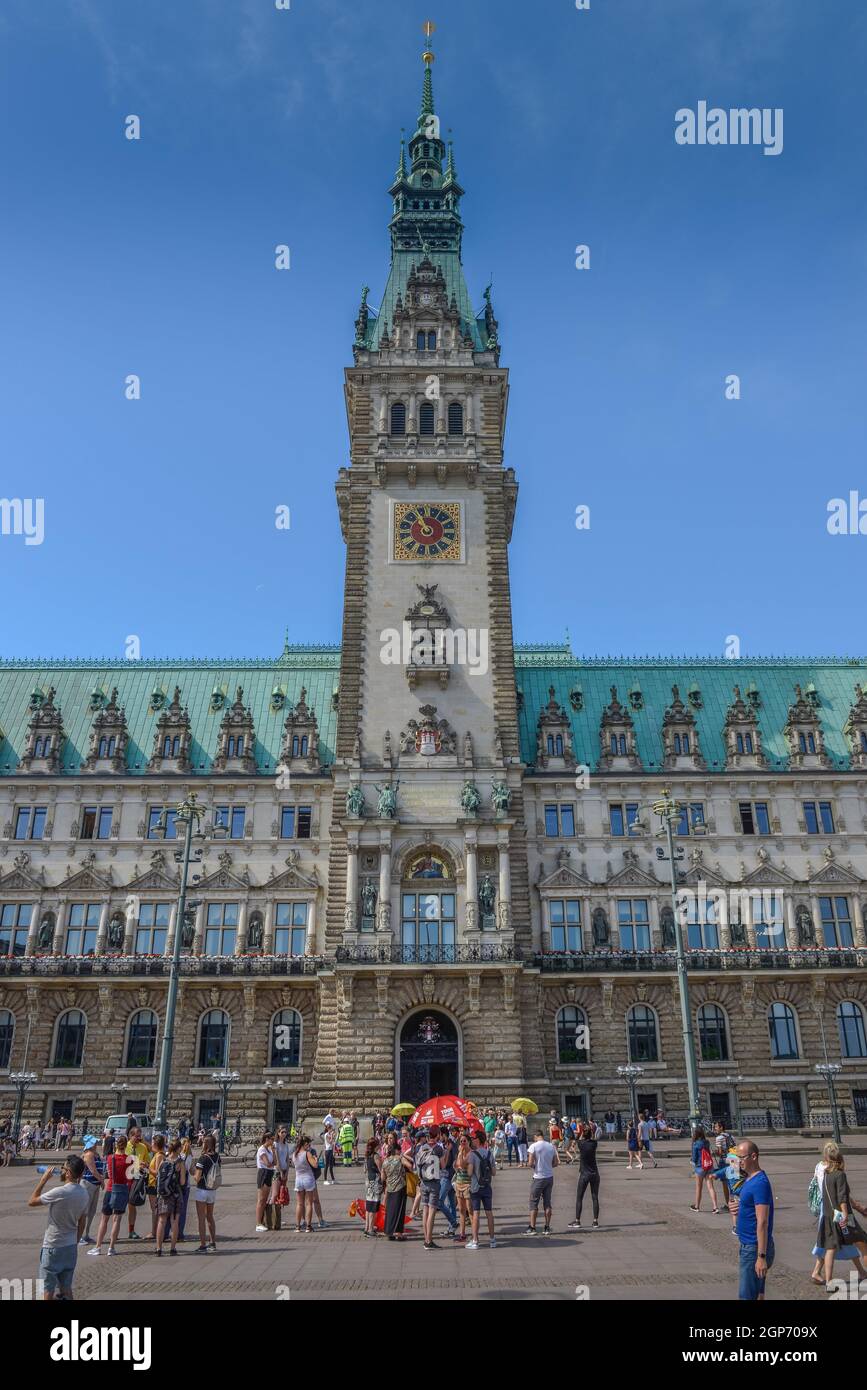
left=422, top=18, right=435, bottom=64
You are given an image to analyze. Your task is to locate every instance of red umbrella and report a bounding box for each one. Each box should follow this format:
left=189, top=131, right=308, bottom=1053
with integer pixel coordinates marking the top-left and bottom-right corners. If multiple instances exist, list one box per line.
left=409, top=1095, right=483, bottom=1133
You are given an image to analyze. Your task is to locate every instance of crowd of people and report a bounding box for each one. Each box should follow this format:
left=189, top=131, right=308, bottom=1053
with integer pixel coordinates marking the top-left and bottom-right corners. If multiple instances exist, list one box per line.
left=14, top=1103, right=867, bottom=1303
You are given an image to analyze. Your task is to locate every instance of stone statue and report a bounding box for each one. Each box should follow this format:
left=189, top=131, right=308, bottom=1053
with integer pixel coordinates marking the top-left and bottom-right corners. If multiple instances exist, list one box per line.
left=592, top=907, right=609, bottom=947
left=37, top=914, right=54, bottom=951
left=796, top=904, right=815, bottom=947
left=181, top=909, right=196, bottom=949
left=479, top=874, right=496, bottom=921
left=373, top=781, right=399, bottom=819
left=660, top=906, right=676, bottom=950
left=460, top=780, right=481, bottom=816
left=248, top=915, right=263, bottom=949
left=730, top=918, right=747, bottom=948
left=361, top=879, right=378, bottom=920
left=491, top=780, right=511, bottom=819
left=345, top=784, right=365, bottom=818
left=107, top=914, right=125, bottom=950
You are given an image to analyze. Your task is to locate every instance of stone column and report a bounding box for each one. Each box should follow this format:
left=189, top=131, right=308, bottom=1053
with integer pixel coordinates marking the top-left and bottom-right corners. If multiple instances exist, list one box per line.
left=262, top=901, right=275, bottom=954
left=649, top=898, right=661, bottom=952
left=165, top=904, right=178, bottom=955
left=810, top=896, right=824, bottom=949
left=192, top=902, right=206, bottom=954
left=123, top=897, right=137, bottom=954
left=345, top=833, right=359, bottom=934
left=306, top=897, right=317, bottom=954
left=52, top=898, right=67, bottom=954
left=852, top=896, right=866, bottom=948
left=378, top=391, right=388, bottom=435
left=96, top=900, right=110, bottom=954
left=377, top=836, right=392, bottom=935
left=25, top=896, right=44, bottom=957
left=784, top=896, right=798, bottom=950
left=465, top=831, right=478, bottom=934
left=497, top=830, right=512, bottom=931
left=235, top=902, right=248, bottom=955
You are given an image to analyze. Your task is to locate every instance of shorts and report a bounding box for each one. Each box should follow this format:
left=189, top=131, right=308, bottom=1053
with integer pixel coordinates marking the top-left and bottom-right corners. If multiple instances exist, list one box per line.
left=530, top=1177, right=554, bottom=1211
left=365, top=1184, right=381, bottom=1208
left=194, top=1188, right=216, bottom=1205
left=738, top=1239, right=775, bottom=1300
left=102, top=1186, right=129, bottom=1215
left=40, top=1243, right=78, bottom=1296
left=257, top=1168, right=275, bottom=1190
left=420, top=1180, right=440, bottom=1208
left=470, top=1186, right=493, bottom=1213
left=157, top=1193, right=181, bottom=1218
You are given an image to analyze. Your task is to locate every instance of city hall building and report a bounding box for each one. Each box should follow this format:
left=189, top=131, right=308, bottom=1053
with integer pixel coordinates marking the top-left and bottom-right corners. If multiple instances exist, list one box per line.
left=2, top=49, right=867, bottom=1137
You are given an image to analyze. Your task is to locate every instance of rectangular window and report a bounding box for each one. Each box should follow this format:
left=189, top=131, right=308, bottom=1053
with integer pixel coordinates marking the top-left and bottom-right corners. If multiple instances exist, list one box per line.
left=545, top=804, right=575, bottom=838
left=752, top=892, right=784, bottom=949
left=0, top=903, right=32, bottom=957
left=819, top=896, right=853, bottom=949
left=147, top=807, right=177, bottom=839
left=803, top=801, right=834, bottom=835
left=81, top=806, right=113, bottom=840
left=214, top=806, right=246, bottom=839
left=676, top=803, right=705, bottom=837
left=14, top=807, right=46, bottom=840
left=548, top=899, right=581, bottom=952
left=275, top=902, right=308, bottom=955
left=739, top=801, right=770, bottom=835
left=609, top=803, right=639, bottom=837
left=280, top=806, right=312, bottom=839
left=65, top=903, right=100, bottom=956
left=686, top=898, right=719, bottom=950
left=135, top=902, right=170, bottom=955
left=617, top=898, right=650, bottom=952
left=204, top=902, right=239, bottom=956
left=400, top=892, right=456, bottom=962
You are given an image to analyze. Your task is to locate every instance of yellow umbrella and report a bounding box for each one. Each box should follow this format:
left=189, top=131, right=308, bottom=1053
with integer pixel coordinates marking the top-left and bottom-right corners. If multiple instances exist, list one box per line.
left=511, top=1097, right=538, bottom=1115
left=391, top=1103, right=416, bottom=1118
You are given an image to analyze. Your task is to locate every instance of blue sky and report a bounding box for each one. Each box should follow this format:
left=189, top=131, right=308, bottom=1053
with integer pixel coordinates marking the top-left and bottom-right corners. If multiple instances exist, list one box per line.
left=1, top=0, right=865, bottom=660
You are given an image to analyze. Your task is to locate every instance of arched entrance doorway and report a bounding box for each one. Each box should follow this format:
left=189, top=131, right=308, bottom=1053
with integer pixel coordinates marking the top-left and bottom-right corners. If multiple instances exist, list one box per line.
left=398, top=1010, right=460, bottom=1103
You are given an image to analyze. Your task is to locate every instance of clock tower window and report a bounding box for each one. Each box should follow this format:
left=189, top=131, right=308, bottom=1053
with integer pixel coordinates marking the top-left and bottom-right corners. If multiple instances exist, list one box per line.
left=390, top=402, right=406, bottom=436
left=447, top=401, right=463, bottom=435
left=419, top=402, right=435, bottom=436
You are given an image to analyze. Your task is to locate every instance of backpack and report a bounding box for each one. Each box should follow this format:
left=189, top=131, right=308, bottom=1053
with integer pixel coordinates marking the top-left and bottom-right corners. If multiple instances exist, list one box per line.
left=204, top=1155, right=223, bottom=1190
left=417, top=1145, right=440, bottom=1182
left=475, top=1150, right=493, bottom=1188
left=808, top=1174, right=822, bottom=1216
left=700, top=1144, right=714, bottom=1173
left=157, top=1157, right=180, bottom=1200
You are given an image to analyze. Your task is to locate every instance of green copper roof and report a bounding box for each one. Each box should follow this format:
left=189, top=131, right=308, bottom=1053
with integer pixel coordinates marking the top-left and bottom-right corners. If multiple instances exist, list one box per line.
left=514, top=652, right=867, bottom=772
left=0, top=649, right=340, bottom=776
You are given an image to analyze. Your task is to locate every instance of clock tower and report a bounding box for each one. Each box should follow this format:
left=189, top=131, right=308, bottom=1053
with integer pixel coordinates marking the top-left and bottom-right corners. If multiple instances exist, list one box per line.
left=311, top=27, right=532, bottom=1111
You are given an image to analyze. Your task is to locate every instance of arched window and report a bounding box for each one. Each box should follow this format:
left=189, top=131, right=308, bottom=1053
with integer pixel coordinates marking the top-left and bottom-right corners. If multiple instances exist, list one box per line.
left=270, top=1008, right=302, bottom=1068
left=861, top=732, right=867, bottom=753
left=197, top=1010, right=229, bottom=1069
left=416, top=331, right=426, bottom=351
left=556, top=1005, right=588, bottom=1065
left=390, top=402, right=406, bottom=436
left=0, top=1009, right=14, bottom=1069
left=33, top=737, right=43, bottom=758
left=53, top=1009, right=86, bottom=1068
left=162, top=735, right=172, bottom=757
left=300, top=735, right=308, bottom=756
left=98, top=736, right=108, bottom=758
left=419, top=401, right=435, bottom=435
left=698, top=1003, right=729, bottom=1061
left=227, top=736, right=235, bottom=757
left=235, top=735, right=244, bottom=756
left=172, top=736, right=180, bottom=757
left=768, top=1002, right=799, bottom=1059
left=627, top=1004, right=659, bottom=1063
left=838, top=1000, right=867, bottom=1058
left=108, top=736, right=116, bottom=757
left=125, top=1009, right=158, bottom=1069
left=447, top=401, right=463, bottom=435
left=427, top=331, right=436, bottom=351
left=611, top=734, right=627, bottom=756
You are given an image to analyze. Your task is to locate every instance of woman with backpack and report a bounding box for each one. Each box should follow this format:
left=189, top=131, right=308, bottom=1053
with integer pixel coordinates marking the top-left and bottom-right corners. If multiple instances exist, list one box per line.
left=690, top=1126, right=719, bottom=1213
left=193, top=1134, right=221, bottom=1252
left=155, top=1138, right=185, bottom=1256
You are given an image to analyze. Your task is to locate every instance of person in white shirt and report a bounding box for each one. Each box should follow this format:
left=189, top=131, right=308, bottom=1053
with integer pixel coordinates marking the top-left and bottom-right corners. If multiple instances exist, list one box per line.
left=637, top=1116, right=658, bottom=1168
left=504, top=1117, right=518, bottom=1165
left=255, top=1131, right=276, bottom=1232
left=322, top=1124, right=336, bottom=1184
left=525, top=1130, right=559, bottom=1236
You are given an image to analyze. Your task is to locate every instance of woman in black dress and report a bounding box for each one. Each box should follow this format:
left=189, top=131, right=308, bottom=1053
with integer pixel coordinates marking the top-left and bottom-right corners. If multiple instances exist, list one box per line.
left=569, top=1123, right=601, bottom=1229
left=819, top=1149, right=867, bottom=1286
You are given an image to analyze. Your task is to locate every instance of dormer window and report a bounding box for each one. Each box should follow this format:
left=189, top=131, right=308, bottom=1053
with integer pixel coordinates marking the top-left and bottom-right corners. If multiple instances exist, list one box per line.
left=98, top=736, right=116, bottom=759
left=844, top=684, right=867, bottom=769
left=673, top=733, right=690, bottom=754
left=18, top=687, right=64, bottom=774
left=213, top=687, right=256, bottom=774
left=547, top=734, right=564, bottom=757
left=662, top=685, right=704, bottom=769
left=147, top=687, right=191, bottom=773
left=162, top=735, right=181, bottom=758
left=390, top=402, right=406, bottom=435
left=447, top=401, right=463, bottom=435
left=785, top=685, right=831, bottom=769
left=291, top=734, right=308, bottom=758
left=278, top=687, right=320, bottom=774
left=419, top=401, right=435, bottom=435
left=535, top=686, right=574, bottom=768
left=416, top=331, right=426, bottom=350
left=610, top=734, right=627, bottom=756
left=723, top=686, right=766, bottom=769
left=226, top=735, right=244, bottom=757
left=798, top=732, right=817, bottom=755
left=735, top=732, right=754, bottom=755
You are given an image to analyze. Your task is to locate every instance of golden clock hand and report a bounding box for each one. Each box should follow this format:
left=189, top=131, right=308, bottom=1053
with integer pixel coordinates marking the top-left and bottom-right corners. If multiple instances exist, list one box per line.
left=416, top=520, right=435, bottom=538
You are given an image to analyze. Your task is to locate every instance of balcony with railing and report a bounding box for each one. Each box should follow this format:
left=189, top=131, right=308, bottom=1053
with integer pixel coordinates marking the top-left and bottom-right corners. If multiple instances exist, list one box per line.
left=532, top=947, right=867, bottom=973
left=0, top=953, right=328, bottom=978
left=334, top=942, right=522, bottom=965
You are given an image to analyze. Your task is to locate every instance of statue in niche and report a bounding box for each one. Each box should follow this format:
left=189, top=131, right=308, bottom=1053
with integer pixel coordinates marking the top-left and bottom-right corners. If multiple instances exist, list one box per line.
left=491, top=781, right=511, bottom=818
left=478, top=874, right=496, bottom=923
left=107, top=914, right=126, bottom=950
left=373, top=781, right=399, bottom=819
left=796, top=905, right=815, bottom=947
left=247, top=915, right=264, bottom=949
left=592, top=907, right=609, bottom=948
left=181, top=909, right=196, bottom=949
left=730, top=918, right=748, bottom=947
left=345, top=785, right=365, bottom=818
left=460, top=781, right=481, bottom=816
left=37, top=914, right=55, bottom=951
left=361, top=879, right=378, bottom=921
left=660, top=906, right=677, bottom=950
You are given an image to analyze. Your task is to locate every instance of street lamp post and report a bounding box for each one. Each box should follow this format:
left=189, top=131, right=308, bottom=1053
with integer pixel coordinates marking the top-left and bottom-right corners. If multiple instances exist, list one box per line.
left=815, top=1063, right=843, bottom=1146
left=633, top=790, right=702, bottom=1134
left=211, top=1070, right=240, bottom=1153
left=10, top=1071, right=38, bottom=1144
left=617, top=1063, right=644, bottom=1124
left=152, top=792, right=207, bottom=1136
left=724, top=1073, right=744, bottom=1135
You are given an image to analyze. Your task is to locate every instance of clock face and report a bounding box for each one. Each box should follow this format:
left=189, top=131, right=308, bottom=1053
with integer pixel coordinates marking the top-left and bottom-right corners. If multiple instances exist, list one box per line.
left=393, top=502, right=462, bottom=561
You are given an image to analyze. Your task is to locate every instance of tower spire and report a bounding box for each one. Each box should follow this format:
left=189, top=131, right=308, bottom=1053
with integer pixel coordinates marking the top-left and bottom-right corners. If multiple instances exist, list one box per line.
left=420, top=19, right=436, bottom=122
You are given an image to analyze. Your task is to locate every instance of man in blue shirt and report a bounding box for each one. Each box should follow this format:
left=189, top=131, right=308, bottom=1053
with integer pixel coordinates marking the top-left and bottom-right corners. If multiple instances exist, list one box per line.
left=728, top=1140, right=774, bottom=1300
